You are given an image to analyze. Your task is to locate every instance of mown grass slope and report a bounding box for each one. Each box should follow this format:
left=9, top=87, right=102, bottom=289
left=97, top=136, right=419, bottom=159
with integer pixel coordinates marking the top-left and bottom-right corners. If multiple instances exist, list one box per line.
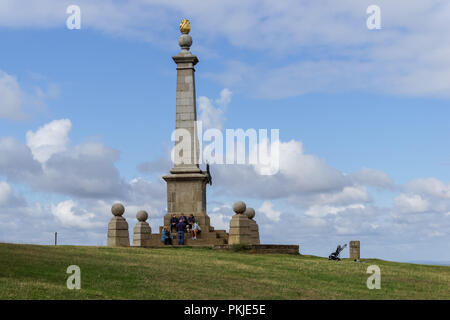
left=0, top=243, right=448, bottom=299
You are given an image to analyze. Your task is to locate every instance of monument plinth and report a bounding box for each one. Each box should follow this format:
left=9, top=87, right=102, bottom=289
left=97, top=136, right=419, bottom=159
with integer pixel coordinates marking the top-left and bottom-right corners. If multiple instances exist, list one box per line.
left=107, top=203, right=130, bottom=247
left=162, top=19, right=211, bottom=231
left=132, top=210, right=151, bottom=247
left=245, top=207, right=260, bottom=245
left=228, top=201, right=252, bottom=245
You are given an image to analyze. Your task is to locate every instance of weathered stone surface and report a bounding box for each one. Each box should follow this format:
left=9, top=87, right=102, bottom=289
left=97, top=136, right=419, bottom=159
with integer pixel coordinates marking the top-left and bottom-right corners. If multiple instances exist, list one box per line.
left=136, top=210, right=148, bottom=222
left=178, top=33, right=192, bottom=50
left=107, top=203, right=130, bottom=247
left=245, top=207, right=255, bottom=219
left=163, top=172, right=210, bottom=232
left=132, top=233, right=151, bottom=241
left=107, top=229, right=130, bottom=237
left=248, top=219, right=260, bottom=245
left=133, top=221, right=151, bottom=233
left=108, top=216, right=129, bottom=230
left=132, top=220, right=152, bottom=247
left=107, top=237, right=130, bottom=247
left=213, top=244, right=300, bottom=255
left=233, top=201, right=246, bottom=214
left=350, top=240, right=360, bottom=260
left=229, top=213, right=251, bottom=245
left=133, top=239, right=150, bottom=247
left=111, top=203, right=125, bottom=216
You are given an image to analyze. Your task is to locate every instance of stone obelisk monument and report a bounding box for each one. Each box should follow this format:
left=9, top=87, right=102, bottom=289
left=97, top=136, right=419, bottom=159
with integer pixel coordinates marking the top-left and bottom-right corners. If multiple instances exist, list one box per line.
left=163, top=19, right=211, bottom=230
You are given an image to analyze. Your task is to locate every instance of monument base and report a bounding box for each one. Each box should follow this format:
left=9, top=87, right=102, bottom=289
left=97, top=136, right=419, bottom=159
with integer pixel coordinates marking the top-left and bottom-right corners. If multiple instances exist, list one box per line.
left=163, top=170, right=211, bottom=230
left=132, top=243, right=300, bottom=255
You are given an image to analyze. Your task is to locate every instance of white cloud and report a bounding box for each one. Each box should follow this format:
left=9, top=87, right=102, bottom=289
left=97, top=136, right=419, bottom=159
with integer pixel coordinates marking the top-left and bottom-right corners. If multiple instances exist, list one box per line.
left=33, top=140, right=126, bottom=198
left=214, top=138, right=349, bottom=199
left=258, top=200, right=281, bottom=222
left=209, top=204, right=233, bottom=232
left=0, top=1, right=449, bottom=97
left=26, top=119, right=72, bottom=163
left=0, top=181, right=24, bottom=207
left=1, top=119, right=126, bottom=199
left=306, top=204, right=366, bottom=218
left=0, top=181, right=13, bottom=205
left=405, top=178, right=450, bottom=199
left=392, top=177, right=450, bottom=221
left=314, top=186, right=370, bottom=206
left=51, top=200, right=102, bottom=229
left=216, top=88, right=232, bottom=106
left=198, top=88, right=232, bottom=130
left=0, top=70, right=57, bottom=120
left=0, top=137, right=42, bottom=181
left=394, top=194, right=430, bottom=214
left=349, top=168, right=395, bottom=189
left=0, top=70, right=26, bottom=120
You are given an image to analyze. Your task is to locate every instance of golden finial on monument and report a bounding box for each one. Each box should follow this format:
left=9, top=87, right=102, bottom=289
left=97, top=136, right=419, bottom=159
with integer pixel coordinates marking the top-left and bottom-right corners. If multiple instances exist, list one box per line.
left=180, top=19, right=191, bottom=34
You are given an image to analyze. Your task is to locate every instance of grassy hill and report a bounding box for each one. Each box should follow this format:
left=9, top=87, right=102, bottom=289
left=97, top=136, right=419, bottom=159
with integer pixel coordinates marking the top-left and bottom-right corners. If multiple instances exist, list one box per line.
left=0, top=243, right=448, bottom=300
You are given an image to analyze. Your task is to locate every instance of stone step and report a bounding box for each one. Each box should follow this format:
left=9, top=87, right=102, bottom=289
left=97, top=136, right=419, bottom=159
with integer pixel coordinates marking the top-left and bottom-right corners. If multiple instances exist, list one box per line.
left=144, top=237, right=226, bottom=246
left=145, top=229, right=229, bottom=246
left=169, top=233, right=220, bottom=241
left=215, top=230, right=227, bottom=237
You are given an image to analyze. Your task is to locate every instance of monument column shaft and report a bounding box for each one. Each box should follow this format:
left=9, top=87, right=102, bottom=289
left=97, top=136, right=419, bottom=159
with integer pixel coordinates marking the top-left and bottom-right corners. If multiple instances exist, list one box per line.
left=163, top=21, right=210, bottom=231
left=172, top=55, right=201, bottom=173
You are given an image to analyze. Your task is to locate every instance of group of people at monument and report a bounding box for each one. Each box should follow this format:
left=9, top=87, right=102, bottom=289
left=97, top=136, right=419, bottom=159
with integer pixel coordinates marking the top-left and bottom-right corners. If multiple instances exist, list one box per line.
left=161, top=213, right=201, bottom=245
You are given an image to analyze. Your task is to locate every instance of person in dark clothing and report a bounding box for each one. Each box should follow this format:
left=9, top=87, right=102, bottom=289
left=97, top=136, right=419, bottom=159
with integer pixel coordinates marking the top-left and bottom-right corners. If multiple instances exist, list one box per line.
left=176, top=220, right=187, bottom=245
left=178, top=213, right=187, bottom=225
left=187, top=214, right=195, bottom=231
left=170, top=214, right=178, bottom=233
left=161, top=226, right=173, bottom=245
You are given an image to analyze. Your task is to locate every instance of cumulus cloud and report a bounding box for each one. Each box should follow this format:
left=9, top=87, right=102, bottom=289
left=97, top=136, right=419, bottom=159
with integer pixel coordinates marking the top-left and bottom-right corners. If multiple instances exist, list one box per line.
left=51, top=200, right=103, bottom=229
left=0, top=181, right=25, bottom=207
left=0, top=69, right=57, bottom=120
left=26, top=119, right=72, bottom=163
left=0, top=117, right=168, bottom=242
left=0, top=70, right=26, bottom=120
left=349, top=168, right=395, bottom=189
left=258, top=201, right=281, bottom=222
left=0, top=119, right=127, bottom=199
left=306, top=203, right=366, bottom=218
left=392, top=177, right=450, bottom=219
left=34, top=141, right=126, bottom=198
left=213, top=139, right=349, bottom=199
left=394, top=194, right=430, bottom=214
left=405, top=178, right=450, bottom=199
left=0, top=137, right=43, bottom=181
left=198, top=88, right=232, bottom=130
left=208, top=204, right=233, bottom=231
left=0, top=1, right=449, bottom=98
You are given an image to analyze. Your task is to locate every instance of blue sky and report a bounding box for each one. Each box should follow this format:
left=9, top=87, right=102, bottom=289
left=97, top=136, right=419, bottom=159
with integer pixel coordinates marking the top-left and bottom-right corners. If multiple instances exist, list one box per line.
left=0, top=0, right=449, bottom=263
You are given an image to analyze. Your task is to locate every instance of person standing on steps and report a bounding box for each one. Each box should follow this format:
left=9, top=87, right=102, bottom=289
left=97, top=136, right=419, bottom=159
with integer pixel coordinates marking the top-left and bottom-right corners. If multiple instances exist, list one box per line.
left=176, top=219, right=187, bottom=245
left=161, top=226, right=173, bottom=245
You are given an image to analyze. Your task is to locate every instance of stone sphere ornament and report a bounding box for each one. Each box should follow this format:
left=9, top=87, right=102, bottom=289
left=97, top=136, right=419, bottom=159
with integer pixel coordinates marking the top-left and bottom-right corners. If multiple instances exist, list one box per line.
left=136, top=210, right=148, bottom=222
left=178, top=34, right=193, bottom=51
left=111, top=203, right=125, bottom=216
left=233, top=201, right=246, bottom=214
left=245, top=207, right=255, bottom=219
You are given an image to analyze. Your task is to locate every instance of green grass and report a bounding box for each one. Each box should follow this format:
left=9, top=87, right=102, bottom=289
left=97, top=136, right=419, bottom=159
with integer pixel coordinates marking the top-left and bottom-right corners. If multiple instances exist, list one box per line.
left=0, top=242, right=448, bottom=299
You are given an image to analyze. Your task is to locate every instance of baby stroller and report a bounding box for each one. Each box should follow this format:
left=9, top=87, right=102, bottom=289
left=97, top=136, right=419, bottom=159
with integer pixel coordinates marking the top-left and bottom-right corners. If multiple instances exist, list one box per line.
left=328, top=243, right=347, bottom=261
